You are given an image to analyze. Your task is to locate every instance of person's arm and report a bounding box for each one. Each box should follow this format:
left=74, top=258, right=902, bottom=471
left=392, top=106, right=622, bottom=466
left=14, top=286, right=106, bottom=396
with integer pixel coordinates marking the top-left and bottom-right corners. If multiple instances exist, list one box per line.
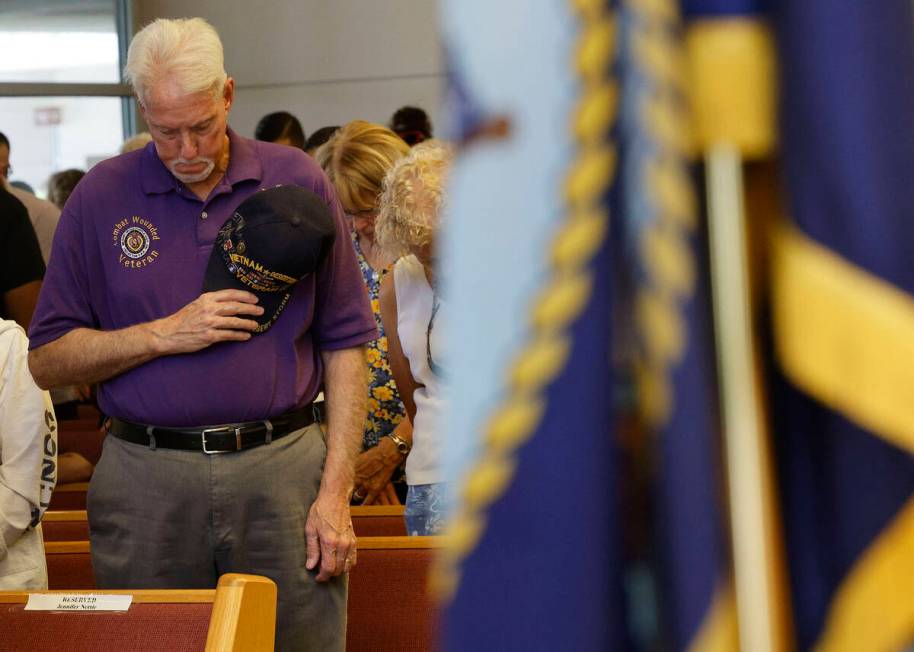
left=350, top=274, right=420, bottom=505
left=378, top=273, right=420, bottom=421
left=354, top=418, right=412, bottom=505
left=28, top=289, right=264, bottom=390
left=305, top=345, right=366, bottom=581
left=57, top=452, right=94, bottom=484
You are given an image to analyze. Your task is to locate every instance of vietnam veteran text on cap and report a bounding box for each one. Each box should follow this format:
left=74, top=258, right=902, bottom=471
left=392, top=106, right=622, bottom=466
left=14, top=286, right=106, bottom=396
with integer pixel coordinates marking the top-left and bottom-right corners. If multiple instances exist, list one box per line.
left=203, top=185, right=336, bottom=333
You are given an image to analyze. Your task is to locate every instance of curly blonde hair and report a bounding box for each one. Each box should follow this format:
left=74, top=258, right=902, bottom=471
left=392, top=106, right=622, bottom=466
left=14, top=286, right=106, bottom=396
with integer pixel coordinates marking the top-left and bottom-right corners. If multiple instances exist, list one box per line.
left=315, top=120, right=410, bottom=213
left=375, top=140, right=453, bottom=259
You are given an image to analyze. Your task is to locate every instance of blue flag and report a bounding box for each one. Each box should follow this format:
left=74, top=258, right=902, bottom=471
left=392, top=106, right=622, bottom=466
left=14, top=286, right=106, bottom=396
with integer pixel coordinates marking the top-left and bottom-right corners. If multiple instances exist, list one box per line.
left=619, top=1, right=742, bottom=650
left=771, top=1, right=914, bottom=649
left=436, top=1, right=627, bottom=650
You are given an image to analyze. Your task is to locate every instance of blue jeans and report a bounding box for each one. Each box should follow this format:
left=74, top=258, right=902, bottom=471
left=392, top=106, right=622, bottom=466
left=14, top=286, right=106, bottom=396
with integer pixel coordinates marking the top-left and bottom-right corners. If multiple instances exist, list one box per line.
left=404, top=483, right=448, bottom=536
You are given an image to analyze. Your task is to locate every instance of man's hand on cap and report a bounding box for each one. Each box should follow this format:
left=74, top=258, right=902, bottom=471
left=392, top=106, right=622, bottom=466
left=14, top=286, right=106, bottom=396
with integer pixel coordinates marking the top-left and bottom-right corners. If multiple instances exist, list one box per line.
left=149, top=289, right=264, bottom=355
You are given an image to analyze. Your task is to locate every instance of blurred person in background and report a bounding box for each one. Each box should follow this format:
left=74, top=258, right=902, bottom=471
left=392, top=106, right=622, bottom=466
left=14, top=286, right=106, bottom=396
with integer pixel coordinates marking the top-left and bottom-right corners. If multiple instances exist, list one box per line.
left=45, top=169, right=97, bottom=456
left=0, top=132, right=61, bottom=265
left=47, top=169, right=86, bottom=211
left=389, top=106, right=432, bottom=146
left=0, top=186, right=43, bottom=331
left=317, top=120, right=412, bottom=506
left=305, top=125, right=340, bottom=157
left=255, top=111, right=306, bottom=150
left=0, top=132, right=9, bottom=180
left=119, top=131, right=153, bottom=154
left=1, top=137, right=85, bottom=420
left=9, top=181, right=33, bottom=194
left=376, top=141, right=452, bottom=535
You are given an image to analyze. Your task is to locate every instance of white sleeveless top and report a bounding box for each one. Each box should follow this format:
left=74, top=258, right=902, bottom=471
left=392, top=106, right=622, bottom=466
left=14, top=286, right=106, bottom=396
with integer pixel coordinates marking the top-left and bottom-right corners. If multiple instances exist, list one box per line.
left=393, top=255, right=445, bottom=485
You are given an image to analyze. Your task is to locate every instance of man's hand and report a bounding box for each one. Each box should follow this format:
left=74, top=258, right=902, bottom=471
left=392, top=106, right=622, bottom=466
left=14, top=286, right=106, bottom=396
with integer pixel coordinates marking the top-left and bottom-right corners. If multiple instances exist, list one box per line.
left=353, top=436, right=405, bottom=505
left=151, top=289, right=264, bottom=354
left=309, top=346, right=366, bottom=580
left=29, top=289, right=265, bottom=390
left=305, top=491, right=357, bottom=581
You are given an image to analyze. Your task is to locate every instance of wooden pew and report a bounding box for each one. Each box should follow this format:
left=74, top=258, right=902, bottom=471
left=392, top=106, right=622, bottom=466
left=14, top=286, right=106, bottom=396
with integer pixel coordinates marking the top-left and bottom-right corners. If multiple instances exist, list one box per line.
left=48, top=482, right=90, bottom=511
left=44, top=505, right=406, bottom=541
left=347, top=536, right=443, bottom=652
left=351, top=505, right=407, bottom=536
left=58, top=418, right=101, bottom=431
left=45, top=536, right=443, bottom=651
left=57, top=428, right=105, bottom=465
left=44, top=541, right=94, bottom=589
left=42, top=511, right=90, bottom=542
left=76, top=404, right=101, bottom=421
left=0, top=572, right=276, bottom=652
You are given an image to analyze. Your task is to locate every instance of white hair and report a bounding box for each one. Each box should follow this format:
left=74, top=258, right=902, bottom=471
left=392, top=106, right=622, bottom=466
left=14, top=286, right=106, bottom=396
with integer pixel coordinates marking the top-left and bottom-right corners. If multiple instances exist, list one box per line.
left=124, top=18, right=227, bottom=106
left=376, top=140, right=453, bottom=259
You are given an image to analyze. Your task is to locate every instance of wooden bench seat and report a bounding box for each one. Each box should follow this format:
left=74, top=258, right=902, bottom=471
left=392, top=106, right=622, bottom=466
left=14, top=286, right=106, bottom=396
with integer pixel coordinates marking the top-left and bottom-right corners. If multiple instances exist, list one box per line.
left=0, top=572, right=276, bottom=651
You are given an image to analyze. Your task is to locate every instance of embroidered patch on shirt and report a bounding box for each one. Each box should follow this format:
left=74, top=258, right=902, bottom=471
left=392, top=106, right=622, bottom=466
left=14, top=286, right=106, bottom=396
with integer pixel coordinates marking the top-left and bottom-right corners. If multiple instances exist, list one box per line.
left=112, top=216, right=161, bottom=269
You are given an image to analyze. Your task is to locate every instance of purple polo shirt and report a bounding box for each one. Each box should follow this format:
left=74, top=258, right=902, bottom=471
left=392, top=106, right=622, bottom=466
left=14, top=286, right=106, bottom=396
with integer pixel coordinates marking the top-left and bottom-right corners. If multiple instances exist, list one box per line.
left=29, top=128, right=377, bottom=427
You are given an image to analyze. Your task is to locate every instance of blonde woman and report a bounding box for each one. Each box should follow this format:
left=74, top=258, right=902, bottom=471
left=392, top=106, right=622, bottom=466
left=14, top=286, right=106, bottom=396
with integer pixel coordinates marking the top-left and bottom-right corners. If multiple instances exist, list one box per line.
left=376, top=142, right=452, bottom=535
left=317, top=120, right=413, bottom=505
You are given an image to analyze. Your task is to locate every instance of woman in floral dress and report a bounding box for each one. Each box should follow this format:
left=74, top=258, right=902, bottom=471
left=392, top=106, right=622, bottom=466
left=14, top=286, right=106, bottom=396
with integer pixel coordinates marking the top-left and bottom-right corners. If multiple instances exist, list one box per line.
left=317, top=120, right=412, bottom=505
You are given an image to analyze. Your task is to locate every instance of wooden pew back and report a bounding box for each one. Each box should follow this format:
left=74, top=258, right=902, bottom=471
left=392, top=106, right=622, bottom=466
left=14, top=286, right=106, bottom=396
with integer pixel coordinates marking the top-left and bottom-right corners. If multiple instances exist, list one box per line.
left=44, top=536, right=442, bottom=651
left=57, top=428, right=105, bottom=465
left=350, top=505, right=406, bottom=536
left=48, top=483, right=90, bottom=511
left=43, top=510, right=90, bottom=541
left=347, top=536, right=443, bottom=652
left=44, top=505, right=407, bottom=541
left=44, top=541, right=94, bottom=590
left=0, top=573, right=276, bottom=652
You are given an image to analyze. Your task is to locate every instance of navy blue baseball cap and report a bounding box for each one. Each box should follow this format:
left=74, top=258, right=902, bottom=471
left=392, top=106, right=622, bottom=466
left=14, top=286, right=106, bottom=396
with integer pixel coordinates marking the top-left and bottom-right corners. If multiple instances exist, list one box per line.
left=203, top=185, right=336, bottom=333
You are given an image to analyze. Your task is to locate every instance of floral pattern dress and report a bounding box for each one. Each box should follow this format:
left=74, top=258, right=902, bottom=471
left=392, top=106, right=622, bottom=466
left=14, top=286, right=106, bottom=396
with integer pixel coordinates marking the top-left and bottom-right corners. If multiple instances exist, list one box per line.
left=352, top=231, right=406, bottom=450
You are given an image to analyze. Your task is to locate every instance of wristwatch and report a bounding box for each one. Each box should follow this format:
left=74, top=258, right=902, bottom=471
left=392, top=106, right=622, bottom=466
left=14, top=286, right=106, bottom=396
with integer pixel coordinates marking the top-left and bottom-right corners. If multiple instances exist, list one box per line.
left=387, top=432, right=411, bottom=456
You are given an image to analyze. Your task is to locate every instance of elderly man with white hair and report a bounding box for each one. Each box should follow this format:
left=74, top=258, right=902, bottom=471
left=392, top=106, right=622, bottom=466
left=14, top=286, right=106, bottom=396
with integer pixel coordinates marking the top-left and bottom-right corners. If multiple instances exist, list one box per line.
left=27, top=17, right=374, bottom=651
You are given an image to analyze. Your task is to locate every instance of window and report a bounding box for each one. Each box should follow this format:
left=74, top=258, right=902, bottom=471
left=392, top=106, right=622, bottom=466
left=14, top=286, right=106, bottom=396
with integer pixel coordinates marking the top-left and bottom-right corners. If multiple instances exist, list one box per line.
left=0, top=0, right=133, bottom=196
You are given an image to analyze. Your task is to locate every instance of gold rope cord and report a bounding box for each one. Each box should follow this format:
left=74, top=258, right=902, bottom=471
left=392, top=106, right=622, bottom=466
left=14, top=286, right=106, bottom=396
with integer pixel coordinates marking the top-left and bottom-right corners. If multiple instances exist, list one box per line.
left=432, top=0, right=619, bottom=600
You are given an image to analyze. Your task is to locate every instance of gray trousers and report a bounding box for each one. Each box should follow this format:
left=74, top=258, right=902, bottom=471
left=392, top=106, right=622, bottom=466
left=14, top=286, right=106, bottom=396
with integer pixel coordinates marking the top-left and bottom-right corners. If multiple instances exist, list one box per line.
left=87, top=424, right=346, bottom=652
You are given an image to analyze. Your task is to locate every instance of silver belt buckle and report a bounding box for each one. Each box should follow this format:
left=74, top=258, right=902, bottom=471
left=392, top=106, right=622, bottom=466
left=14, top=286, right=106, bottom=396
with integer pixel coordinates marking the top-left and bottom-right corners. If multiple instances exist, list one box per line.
left=201, top=426, right=242, bottom=454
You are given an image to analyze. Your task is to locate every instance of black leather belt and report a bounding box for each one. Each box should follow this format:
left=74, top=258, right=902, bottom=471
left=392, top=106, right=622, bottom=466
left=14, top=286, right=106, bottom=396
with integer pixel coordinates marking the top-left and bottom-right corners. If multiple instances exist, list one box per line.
left=107, top=405, right=317, bottom=454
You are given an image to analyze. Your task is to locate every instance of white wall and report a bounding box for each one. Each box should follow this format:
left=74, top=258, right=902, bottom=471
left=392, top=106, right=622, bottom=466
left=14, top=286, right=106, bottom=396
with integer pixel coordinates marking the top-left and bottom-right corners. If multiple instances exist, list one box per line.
left=134, top=0, right=445, bottom=139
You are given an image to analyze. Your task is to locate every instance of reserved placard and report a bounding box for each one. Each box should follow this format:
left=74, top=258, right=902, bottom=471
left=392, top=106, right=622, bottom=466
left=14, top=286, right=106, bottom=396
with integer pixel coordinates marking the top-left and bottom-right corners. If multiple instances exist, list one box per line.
left=25, top=594, right=133, bottom=612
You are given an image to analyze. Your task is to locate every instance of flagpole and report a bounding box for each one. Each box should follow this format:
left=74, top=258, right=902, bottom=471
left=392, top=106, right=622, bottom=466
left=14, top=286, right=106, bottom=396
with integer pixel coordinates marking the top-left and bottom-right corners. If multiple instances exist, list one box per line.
left=705, top=144, right=775, bottom=652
